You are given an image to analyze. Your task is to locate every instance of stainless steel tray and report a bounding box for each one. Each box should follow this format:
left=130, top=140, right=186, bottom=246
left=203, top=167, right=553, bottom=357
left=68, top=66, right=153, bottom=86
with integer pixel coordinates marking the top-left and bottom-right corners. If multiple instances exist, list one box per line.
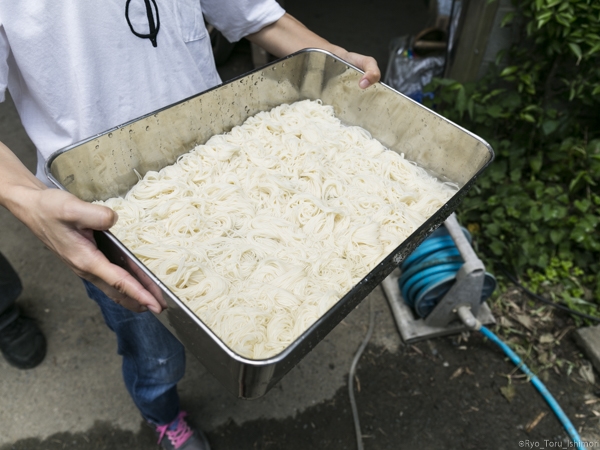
left=46, top=49, right=493, bottom=399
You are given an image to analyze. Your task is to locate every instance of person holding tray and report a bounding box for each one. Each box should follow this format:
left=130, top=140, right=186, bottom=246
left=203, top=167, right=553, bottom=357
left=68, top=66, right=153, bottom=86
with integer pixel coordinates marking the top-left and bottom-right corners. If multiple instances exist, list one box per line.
left=0, top=1, right=380, bottom=449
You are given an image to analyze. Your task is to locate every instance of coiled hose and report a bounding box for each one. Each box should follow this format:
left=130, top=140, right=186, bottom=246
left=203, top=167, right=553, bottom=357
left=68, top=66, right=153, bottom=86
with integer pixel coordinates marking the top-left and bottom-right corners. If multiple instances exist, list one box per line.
left=398, top=225, right=496, bottom=315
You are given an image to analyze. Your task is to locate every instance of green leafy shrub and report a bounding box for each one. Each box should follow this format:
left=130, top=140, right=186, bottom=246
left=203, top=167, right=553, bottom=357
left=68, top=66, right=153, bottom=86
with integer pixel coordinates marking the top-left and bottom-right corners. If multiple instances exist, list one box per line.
left=424, top=0, right=600, bottom=316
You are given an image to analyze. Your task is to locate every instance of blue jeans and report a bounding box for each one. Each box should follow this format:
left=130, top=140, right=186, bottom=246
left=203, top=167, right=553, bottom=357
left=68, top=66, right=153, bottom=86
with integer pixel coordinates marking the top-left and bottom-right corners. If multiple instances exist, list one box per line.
left=83, top=280, right=186, bottom=425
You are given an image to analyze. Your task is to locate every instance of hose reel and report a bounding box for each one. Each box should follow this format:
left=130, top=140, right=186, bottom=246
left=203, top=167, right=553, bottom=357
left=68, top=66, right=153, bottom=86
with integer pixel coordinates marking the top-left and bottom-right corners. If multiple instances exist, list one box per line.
left=398, top=223, right=497, bottom=319
left=382, top=213, right=496, bottom=342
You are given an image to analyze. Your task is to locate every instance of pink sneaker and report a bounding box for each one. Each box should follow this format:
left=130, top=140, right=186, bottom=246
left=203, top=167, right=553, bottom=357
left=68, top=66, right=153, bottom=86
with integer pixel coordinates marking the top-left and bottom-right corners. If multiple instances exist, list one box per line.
left=154, top=411, right=211, bottom=450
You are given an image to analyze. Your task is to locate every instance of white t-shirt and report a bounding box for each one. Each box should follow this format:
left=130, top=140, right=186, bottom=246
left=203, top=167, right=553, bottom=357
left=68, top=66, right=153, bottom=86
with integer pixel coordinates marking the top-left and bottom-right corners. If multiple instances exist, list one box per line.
left=0, top=0, right=285, bottom=185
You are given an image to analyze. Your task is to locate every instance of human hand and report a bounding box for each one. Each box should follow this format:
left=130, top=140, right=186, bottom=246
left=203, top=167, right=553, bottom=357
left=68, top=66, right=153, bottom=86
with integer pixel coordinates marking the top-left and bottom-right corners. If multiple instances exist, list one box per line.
left=245, top=13, right=381, bottom=90
left=339, top=51, right=381, bottom=89
left=0, top=140, right=165, bottom=313
left=14, top=187, right=166, bottom=314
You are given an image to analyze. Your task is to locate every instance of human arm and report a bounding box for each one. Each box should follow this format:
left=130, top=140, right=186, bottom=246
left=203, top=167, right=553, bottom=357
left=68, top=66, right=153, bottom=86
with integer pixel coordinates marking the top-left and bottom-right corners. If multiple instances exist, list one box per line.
left=0, top=141, right=165, bottom=314
left=245, top=13, right=381, bottom=89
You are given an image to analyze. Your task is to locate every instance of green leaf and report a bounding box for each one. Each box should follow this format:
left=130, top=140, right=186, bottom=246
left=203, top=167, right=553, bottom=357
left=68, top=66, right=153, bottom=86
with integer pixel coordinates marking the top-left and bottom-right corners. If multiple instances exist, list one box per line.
left=481, top=89, right=505, bottom=103
left=568, top=43, right=583, bottom=63
left=583, top=214, right=600, bottom=228
left=542, top=204, right=568, bottom=221
left=486, top=222, right=501, bottom=236
left=588, top=43, right=600, bottom=57
left=542, top=119, right=560, bottom=135
left=489, top=240, right=505, bottom=256
left=574, top=199, right=591, bottom=213
left=555, top=14, right=571, bottom=27
left=501, top=11, right=516, bottom=27
left=510, top=167, right=522, bottom=182
left=495, top=49, right=507, bottom=66
left=467, top=97, right=475, bottom=120
left=550, top=230, right=566, bottom=244
left=500, top=92, right=522, bottom=109
left=522, top=104, right=540, bottom=113
left=538, top=16, right=553, bottom=29
left=519, top=73, right=533, bottom=87
left=555, top=206, right=568, bottom=219
left=530, top=152, right=543, bottom=173
left=500, top=66, right=519, bottom=77
left=530, top=206, right=543, bottom=221
left=570, top=227, right=586, bottom=243
left=542, top=203, right=553, bottom=221
left=521, top=113, right=536, bottom=123
left=569, top=171, right=586, bottom=192
left=489, top=160, right=507, bottom=182
left=584, top=33, right=600, bottom=43
left=536, top=10, right=553, bottom=21
left=434, top=78, right=458, bottom=87
left=486, top=104, right=504, bottom=118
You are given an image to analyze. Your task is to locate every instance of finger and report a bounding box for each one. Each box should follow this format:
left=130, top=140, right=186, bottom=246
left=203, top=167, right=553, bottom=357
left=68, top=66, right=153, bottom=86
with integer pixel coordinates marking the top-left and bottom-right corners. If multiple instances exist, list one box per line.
left=92, top=279, right=150, bottom=313
left=60, top=197, right=118, bottom=231
left=83, top=252, right=165, bottom=314
left=346, top=53, right=381, bottom=89
left=358, top=57, right=380, bottom=89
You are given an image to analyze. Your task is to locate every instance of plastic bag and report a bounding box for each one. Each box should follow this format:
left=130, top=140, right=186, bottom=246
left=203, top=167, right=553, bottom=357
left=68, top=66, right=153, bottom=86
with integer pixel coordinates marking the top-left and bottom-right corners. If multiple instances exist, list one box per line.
left=383, top=36, right=445, bottom=102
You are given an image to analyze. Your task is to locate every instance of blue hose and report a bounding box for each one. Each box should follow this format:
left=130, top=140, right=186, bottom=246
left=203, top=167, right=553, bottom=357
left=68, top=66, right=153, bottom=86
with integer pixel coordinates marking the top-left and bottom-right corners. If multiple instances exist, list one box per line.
left=479, top=326, right=584, bottom=447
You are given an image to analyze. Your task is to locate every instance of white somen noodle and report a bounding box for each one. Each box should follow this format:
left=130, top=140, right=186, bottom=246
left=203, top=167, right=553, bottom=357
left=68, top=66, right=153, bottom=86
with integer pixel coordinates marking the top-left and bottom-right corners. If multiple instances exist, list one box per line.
left=98, top=100, right=457, bottom=359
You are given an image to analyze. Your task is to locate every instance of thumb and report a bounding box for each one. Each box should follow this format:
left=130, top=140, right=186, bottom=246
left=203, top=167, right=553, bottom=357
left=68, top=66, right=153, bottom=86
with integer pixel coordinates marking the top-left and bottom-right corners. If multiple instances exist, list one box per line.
left=57, top=193, right=118, bottom=231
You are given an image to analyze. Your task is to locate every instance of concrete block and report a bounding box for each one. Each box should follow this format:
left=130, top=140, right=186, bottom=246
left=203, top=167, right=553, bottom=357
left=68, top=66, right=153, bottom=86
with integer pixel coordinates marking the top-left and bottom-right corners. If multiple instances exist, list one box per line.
left=575, top=325, right=600, bottom=375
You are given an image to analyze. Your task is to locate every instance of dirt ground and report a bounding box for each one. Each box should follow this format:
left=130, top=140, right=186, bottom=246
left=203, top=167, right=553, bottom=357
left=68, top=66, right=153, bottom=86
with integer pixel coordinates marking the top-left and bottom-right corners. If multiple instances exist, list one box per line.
left=2, top=1, right=599, bottom=449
